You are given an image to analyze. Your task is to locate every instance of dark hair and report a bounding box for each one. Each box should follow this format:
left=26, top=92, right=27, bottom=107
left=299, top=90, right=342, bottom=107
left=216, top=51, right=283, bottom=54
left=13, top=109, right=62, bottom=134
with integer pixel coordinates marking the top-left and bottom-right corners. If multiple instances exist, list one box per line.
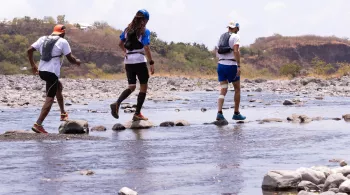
left=126, top=12, right=147, bottom=37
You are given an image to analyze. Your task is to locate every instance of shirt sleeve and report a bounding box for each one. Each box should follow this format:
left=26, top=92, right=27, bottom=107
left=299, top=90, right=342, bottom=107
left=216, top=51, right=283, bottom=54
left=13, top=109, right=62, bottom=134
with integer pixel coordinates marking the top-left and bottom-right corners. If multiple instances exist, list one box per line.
left=31, top=37, right=44, bottom=50
left=61, top=39, right=72, bottom=56
left=120, top=30, right=126, bottom=42
left=229, top=34, right=241, bottom=49
left=141, top=29, right=151, bottom=46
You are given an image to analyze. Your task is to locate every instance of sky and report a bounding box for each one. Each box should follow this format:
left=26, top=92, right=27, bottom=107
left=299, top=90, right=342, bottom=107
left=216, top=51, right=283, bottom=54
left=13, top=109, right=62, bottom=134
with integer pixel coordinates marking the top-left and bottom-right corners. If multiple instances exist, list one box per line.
left=1, top=0, right=350, bottom=49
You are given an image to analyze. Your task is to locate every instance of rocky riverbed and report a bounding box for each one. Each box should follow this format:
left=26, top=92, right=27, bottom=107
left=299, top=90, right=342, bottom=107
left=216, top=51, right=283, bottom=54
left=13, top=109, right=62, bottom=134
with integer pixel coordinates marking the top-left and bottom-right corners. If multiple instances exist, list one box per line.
left=1, top=75, right=350, bottom=108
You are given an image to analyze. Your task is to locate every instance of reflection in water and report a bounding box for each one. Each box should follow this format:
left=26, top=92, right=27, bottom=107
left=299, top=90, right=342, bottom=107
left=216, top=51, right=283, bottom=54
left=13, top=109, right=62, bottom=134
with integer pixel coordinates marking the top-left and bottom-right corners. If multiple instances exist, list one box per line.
left=215, top=124, right=244, bottom=194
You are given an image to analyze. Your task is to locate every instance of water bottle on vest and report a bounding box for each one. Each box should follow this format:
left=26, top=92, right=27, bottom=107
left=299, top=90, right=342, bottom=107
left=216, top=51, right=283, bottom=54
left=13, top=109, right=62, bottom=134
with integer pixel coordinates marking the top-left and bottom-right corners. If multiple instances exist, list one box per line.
left=41, top=36, right=62, bottom=62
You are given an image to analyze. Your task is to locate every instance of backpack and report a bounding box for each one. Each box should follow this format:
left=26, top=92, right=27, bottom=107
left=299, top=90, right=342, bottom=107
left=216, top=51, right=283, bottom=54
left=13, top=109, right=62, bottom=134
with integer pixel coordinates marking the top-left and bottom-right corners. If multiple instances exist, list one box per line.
left=124, top=29, right=144, bottom=51
left=217, top=32, right=232, bottom=54
left=41, top=36, right=61, bottom=62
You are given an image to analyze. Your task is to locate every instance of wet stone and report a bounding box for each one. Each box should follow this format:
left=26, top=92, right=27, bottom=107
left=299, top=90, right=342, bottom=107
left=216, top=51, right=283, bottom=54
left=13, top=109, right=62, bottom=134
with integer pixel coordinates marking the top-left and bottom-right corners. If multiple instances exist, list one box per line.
left=213, top=119, right=229, bottom=126
left=125, top=120, right=154, bottom=129
left=175, top=120, right=190, bottom=126
left=80, top=170, right=94, bottom=176
left=91, top=126, right=107, bottom=132
left=112, top=123, right=126, bottom=131
left=160, top=121, right=175, bottom=127
left=118, top=187, right=138, bottom=195
left=59, top=120, right=89, bottom=134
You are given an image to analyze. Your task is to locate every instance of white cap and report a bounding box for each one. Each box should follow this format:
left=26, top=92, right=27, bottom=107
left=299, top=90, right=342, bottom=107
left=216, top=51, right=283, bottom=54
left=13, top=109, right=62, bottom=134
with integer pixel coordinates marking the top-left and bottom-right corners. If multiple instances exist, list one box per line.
left=227, top=21, right=240, bottom=29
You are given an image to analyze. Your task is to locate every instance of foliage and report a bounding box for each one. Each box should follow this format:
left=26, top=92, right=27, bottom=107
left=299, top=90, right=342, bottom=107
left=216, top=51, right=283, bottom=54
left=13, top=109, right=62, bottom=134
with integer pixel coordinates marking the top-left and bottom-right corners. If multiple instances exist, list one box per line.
left=279, top=63, right=302, bottom=77
left=311, top=57, right=335, bottom=75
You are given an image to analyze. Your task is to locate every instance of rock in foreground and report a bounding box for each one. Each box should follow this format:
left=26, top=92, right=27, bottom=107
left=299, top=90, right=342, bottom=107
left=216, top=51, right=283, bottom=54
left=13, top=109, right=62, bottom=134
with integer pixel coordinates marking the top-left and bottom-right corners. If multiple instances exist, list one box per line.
left=118, top=187, right=138, bottom=195
left=124, top=120, right=154, bottom=129
left=59, top=120, right=89, bottom=134
left=262, top=170, right=302, bottom=190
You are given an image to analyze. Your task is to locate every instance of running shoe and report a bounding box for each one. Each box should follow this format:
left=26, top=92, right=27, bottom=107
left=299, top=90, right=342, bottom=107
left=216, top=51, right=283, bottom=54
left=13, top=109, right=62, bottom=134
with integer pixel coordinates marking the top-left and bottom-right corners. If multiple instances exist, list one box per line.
left=110, top=102, right=120, bottom=119
left=132, top=113, right=148, bottom=121
left=60, top=112, right=69, bottom=121
left=32, top=123, right=48, bottom=134
left=216, top=113, right=226, bottom=121
left=232, top=113, right=246, bottom=120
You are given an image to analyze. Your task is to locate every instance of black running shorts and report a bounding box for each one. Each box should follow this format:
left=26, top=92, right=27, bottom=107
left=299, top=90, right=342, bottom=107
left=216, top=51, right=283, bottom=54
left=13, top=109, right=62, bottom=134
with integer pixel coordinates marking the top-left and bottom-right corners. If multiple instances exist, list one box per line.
left=39, top=71, right=60, bottom=98
left=125, top=62, right=149, bottom=85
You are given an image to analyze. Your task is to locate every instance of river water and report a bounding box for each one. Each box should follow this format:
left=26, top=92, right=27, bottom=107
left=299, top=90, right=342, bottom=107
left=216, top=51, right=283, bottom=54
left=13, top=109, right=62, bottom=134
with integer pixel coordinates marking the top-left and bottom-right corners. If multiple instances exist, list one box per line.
left=0, top=91, right=349, bottom=195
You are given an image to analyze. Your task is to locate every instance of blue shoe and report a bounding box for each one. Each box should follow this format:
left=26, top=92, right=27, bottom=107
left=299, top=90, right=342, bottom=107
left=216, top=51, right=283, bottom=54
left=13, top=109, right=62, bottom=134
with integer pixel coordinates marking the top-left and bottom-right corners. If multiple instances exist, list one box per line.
left=233, top=113, right=246, bottom=120
left=216, top=113, right=226, bottom=121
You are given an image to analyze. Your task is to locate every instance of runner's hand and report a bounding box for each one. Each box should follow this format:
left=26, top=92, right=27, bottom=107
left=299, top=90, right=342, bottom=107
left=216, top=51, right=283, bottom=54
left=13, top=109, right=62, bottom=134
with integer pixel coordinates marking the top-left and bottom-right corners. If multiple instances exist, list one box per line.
left=32, top=65, right=38, bottom=75
left=150, top=65, right=155, bottom=75
left=76, top=59, right=81, bottom=66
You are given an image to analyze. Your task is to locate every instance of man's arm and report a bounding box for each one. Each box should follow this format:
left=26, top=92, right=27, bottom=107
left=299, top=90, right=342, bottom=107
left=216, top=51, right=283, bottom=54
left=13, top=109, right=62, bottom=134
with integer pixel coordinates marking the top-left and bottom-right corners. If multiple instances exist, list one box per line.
left=144, top=45, right=154, bottom=75
left=65, top=53, right=81, bottom=66
left=27, top=47, right=38, bottom=74
left=233, top=45, right=240, bottom=66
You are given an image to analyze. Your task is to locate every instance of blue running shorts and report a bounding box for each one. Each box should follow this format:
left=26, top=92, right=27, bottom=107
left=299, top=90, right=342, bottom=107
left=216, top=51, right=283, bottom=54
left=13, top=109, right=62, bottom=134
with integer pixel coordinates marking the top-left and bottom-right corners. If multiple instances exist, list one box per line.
left=217, top=64, right=240, bottom=83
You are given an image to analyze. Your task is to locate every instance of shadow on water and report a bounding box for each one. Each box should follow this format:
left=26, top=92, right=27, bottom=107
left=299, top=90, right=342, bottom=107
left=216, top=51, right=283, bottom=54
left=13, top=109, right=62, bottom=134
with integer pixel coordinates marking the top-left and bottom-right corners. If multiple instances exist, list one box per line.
left=0, top=92, right=350, bottom=194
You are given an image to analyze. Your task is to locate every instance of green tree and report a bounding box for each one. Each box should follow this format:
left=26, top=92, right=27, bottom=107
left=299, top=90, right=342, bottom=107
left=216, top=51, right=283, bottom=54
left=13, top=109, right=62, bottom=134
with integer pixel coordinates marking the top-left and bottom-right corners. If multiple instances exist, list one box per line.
left=280, top=63, right=302, bottom=77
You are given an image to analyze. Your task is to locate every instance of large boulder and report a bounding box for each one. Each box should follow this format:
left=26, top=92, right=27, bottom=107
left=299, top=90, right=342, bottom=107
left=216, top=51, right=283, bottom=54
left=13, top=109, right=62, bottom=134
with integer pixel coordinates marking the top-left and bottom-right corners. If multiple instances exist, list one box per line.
left=333, top=166, right=350, bottom=176
left=311, top=166, right=333, bottom=178
left=262, top=170, right=302, bottom=190
left=125, top=120, right=154, bottom=129
left=323, top=173, right=348, bottom=191
left=339, top=180, right=350, bottom=193
left=297, top=167, right=326, bottom=184
left=59, top=120, right=89, bottom=134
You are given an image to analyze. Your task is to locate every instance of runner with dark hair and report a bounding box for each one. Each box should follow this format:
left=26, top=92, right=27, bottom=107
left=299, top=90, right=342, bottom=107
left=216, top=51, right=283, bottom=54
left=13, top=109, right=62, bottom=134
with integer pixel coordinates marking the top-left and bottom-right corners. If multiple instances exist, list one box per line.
left=110, top=9, right=155, bottom=121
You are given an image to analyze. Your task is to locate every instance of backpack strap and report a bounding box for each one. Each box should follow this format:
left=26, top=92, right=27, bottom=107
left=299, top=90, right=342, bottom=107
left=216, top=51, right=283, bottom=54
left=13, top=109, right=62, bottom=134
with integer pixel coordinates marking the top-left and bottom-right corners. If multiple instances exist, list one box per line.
left=219, top=59, right=236, bottom=62
left=126, top=51, right=145, bottom=55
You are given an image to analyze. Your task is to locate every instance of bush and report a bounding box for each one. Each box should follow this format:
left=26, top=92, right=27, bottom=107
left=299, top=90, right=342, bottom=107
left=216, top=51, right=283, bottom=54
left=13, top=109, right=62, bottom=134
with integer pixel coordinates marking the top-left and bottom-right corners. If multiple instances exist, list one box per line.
left=0, top=61, right=21, bottom=74
left=311, top=57, right=335, bottom=75
left=280, top=63, right=302, bottom=77
left=84, top=63, right=96, bottom=69
left=101, top=63, right=121, bottom=73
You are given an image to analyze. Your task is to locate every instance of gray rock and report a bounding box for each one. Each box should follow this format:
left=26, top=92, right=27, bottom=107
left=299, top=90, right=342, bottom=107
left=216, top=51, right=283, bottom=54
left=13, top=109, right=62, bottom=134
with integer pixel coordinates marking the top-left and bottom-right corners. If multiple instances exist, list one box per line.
left=297, top=180, right=320, bottom=191
left=340, top=160, right=348, bottom=167
left=343, top=114, right=350, bottom=122
left=255, top=88, right=263, bottom=92
left=329, top=188, right=340, bottom=193
left=262, top=118, right=283, bottom=123
left=323, top=173, right=348, bottom=191
left=213, top=119, right=229, bottom=126
left=118, top=187, right=137, bottom=195
left=297, top=168, right=326, bottom=185
left=297, top=190, right=317, bottom=195
left=80, top=170, right=94, bottom=176
left=333, top=166, right=350, bottom=176
left=160, top=121, right=175, bottom=127
left=125, top=120, right=154, bottom=129
left=283, top=99, right=294, bottom=106
left=112, top=123, right=126, bottom=131
left=261, top=170, right=302, bottom=190
left=311, top=166, right=333, bottom=178
left=255, top=78, right=267, bottom=83
left=91, top=126, right=107, bottom=132
left=175, top=120, right=190, bottom=126
left=319, top=192, right=336, bottom=195
left=59, top=120, right=89, bottom=134
left=339, top=180, right=350, bottom=193
left=65, top=102, right=73, bottom=106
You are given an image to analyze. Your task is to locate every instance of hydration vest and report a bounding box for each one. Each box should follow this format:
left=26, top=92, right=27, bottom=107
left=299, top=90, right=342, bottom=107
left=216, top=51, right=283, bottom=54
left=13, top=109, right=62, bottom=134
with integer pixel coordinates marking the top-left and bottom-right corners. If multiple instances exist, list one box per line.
left=124, top=29, right=144, bottom=51
left=41, top=36, right=62, bottom=62
left=217, top=32, right=232, bottom=54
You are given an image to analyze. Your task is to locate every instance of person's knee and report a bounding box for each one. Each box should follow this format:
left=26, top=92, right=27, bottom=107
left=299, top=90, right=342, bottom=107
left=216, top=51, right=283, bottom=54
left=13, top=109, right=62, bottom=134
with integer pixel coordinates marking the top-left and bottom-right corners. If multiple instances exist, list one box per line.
left=220, top=83, right=228, bottom=94
left=128, top=85, right=136, bottom=92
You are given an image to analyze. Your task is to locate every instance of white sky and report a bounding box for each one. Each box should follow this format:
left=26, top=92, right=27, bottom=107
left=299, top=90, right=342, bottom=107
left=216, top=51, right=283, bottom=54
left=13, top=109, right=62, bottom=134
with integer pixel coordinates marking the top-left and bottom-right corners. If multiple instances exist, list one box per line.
left=1, top=0, right=349, bottom=49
